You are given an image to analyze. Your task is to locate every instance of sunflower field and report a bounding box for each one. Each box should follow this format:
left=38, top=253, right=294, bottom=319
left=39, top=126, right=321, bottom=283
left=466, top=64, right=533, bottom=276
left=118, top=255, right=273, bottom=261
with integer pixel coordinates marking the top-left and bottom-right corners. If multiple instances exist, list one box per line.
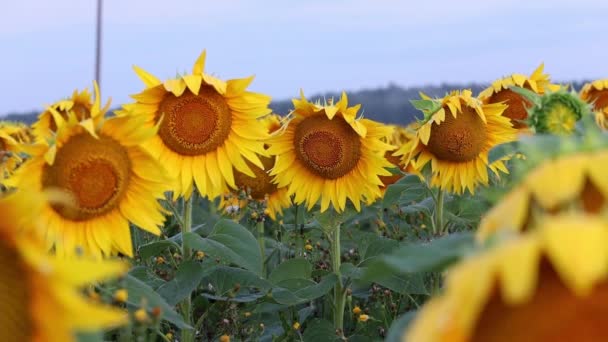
left=2, top=52, right=608, bottom=342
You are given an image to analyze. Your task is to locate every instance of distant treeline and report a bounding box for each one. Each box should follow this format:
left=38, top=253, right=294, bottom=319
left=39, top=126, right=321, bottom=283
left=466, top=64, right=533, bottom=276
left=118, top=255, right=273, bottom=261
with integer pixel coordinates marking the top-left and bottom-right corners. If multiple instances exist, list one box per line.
left=2, top=81, right=589, bottom=126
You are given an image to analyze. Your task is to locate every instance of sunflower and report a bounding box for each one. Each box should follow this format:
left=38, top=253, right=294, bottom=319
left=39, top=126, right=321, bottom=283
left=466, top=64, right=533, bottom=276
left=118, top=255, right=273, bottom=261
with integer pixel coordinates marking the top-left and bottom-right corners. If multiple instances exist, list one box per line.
left=32, top=83, right=109, bottom=143
left=479, top=64, right=560, bottom=129
left=395, top=90, right=517, bottom=194
left=219, top=114, right=291, bottom=220
left=405, top=213, right=608, bottom=342
left=119, top=51, right=272, bottom=200
left=0, top=191, right=128, bottom=341
left=580, top=79, right=608, bottom=130
left=6, top=110, right=171, bottom=258
left=0, top=122, right=33, bottom=179
left=477, top=149, right=608, bottom=242
left=379, top=124, right=417, bottom=190
left=268, top=91, right=394, bottom=212
left=527, top=89, right=589, bottom=135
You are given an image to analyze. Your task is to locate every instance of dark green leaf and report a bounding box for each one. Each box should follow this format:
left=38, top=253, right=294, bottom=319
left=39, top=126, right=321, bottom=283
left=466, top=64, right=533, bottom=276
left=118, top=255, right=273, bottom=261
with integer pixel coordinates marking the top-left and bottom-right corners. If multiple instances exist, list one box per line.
left=272, top=274, right=338, bottom=305
left=303, top=319, right=339, bottom=342
left=75, top=331, right=103, bottom=342
left=363, top=232, right=475, bottom=277
left=138, top=239, right=180, bottom=260
left=157, top=261, right=207, bottom=306
left=375, top=273, right=428, bottom=295
left=386, top=311, right=417, bottom=342
left=488, top=141, right=519, bottom=164
left=183, top=219, right=262, bottom=275
left=128, top=266, right=166, bottom=289
left=124, top=275, right=191, bottom=329
left=269, top=258, right=313, bottom=284
left=200, top=266, right=272, bottom=302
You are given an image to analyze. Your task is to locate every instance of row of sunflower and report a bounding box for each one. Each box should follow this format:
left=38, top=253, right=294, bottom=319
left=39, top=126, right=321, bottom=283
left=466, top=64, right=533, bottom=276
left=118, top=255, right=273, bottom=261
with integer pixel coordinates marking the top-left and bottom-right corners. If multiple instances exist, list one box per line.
left=1, top=51, right=608, bottom=340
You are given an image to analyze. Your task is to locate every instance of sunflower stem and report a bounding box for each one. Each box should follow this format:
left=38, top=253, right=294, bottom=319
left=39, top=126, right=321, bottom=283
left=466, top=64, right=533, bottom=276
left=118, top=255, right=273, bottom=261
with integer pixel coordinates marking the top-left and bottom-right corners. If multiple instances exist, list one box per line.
left=329, top=213, right=346, bottom=336
left=434, top=189, right=445, bottom=235
left=257, top=219, right=266, bottom=277
left=180, top=194, right=194, bottom=342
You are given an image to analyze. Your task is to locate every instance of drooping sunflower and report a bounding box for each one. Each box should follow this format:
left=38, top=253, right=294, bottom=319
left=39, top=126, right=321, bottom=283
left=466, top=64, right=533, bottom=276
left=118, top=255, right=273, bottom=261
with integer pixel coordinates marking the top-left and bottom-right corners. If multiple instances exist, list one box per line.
left=219, top=114, right=291, bottom=220
left=0, top=191, right=128, bottom=341
left=479, top=64, right=560, bottom=130
left=580, top=79, right=608, bottom=130
left=268, top=92, right=394, bottom=212
left=405, top=213, right=608, bottom=342
left=395, top=90, right=517, bottom=194
left=32, top=83, right=109, bottom=143
left=119, top=51, right=272, bottom=200
left=6, top=110, right=171, bottom=258
left=0, top=122, right=33, bottom=179
left=526, top=89, right=590, bottom=135
left=478, top=149, right=608, bottom=242
left=379, top=124, right=418, bottom=191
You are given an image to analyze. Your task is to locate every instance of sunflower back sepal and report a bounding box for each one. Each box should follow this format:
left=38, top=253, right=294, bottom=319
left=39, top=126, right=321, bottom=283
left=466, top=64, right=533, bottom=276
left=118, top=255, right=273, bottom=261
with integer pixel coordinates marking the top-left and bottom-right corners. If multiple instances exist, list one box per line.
left=410, top=98, right=443, bottom=119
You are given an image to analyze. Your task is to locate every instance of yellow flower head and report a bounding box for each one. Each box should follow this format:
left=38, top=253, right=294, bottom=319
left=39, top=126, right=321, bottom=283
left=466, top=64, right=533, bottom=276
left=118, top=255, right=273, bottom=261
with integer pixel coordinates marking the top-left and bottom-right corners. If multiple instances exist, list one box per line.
left=580, top=79, right=608, bottom=130
left=0, top=192, right=128, bottom=341
left=119, top=51, right=272, bottom=200
left=219, top=114, right=291, bottom=220
left=478, top=149, right=608, bottom=242
left=6, top=106, right=172, bottom=258
left=396, top=90, right=517, bottom=194
left=268, top=91, right=394, bottom=212
left=33, top=82, right=110, bottom=143
left=406, top=214, right=608, bottom=342
left=379, top=124, right=418, bottom=190
left=479, top=64, right=560, bottom=129
left=0, top=122, right=33, bottom=179
left=359, top=314, right=370, bottom=322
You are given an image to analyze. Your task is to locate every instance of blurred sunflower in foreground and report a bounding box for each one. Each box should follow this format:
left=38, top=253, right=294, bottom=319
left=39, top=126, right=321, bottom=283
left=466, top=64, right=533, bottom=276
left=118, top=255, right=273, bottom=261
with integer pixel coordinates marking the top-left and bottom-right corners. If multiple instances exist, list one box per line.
left=220, top=114, right=290, bottom=220
left=268, top=92, right=394, bottom=212
left=0, top=122, right=33, bottom=179
left=6, top=99, right=171, bottom=258
left=478, top=147, right=608, bottom=242
left=120, top=51, right=272, bottom=200
left=580, top=79, right=608, bottom=130
left=0, top=192, right=127, bottom=341
left=405, top=214, right=608, bottom=342
left=479, top=64, right=560, bottom=130
left=396, top=90, right=517, bottom=194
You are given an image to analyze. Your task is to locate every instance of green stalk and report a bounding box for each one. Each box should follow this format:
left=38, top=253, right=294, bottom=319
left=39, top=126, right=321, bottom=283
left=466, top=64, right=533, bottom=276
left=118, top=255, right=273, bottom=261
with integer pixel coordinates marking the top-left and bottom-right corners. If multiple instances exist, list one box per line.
left=180, top=195, right=194, bottom=342
left=434, top=189, right=445, bottom=235
left=257, top=219, right=266, bottom=277
left=329, top=217, right=347, bottom=335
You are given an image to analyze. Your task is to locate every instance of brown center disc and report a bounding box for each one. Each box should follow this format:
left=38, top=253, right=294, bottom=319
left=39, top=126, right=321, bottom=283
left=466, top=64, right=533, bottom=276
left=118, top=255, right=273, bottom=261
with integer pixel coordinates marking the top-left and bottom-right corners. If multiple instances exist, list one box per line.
left=426, top=105, right=487, bottom=163
left=472, top=261, right=608, bottom=342
left=233, top=156, right=278, bottom=200
left=157, top=86, right=232, bottom=156
left=42, top=133, right=131, bottom=221
left=48, top=103, right=92, bottom=132
left=587, top=89, right=608, bottom=112
left=294, top=115, right=361, bottom=179
left=0, top=237, right=32, bottom=341
left=581, top=179, right=605, bottom=214
left=489, top=88, right=532, bottom=129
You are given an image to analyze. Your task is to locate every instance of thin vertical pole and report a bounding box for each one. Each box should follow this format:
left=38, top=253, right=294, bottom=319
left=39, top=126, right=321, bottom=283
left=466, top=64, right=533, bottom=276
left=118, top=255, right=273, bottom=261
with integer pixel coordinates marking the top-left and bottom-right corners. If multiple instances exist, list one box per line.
left=95, top=0, right=103, bottom=86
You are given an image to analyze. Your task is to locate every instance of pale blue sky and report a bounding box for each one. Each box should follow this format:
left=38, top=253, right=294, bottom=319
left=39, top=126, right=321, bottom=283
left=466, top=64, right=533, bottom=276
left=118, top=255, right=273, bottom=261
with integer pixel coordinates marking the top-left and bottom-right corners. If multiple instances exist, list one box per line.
left=1, top=0, right=607, bottom=114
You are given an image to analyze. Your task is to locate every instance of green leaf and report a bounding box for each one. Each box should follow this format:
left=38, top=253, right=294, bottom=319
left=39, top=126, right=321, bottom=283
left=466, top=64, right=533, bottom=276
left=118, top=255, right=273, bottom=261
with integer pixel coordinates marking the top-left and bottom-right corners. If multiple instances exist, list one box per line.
left=272, top=274, right=338, bottom=305
left=383, top=175, right=426, bottom=208
left=75, top=331, right=103, bottom=342
left=363, top=232, right=475, bottom=277
left=303, top=319, right=339, bottom=342
left=511, top=86, right=541, bottom=106
left=269, top=258, right=313, bottom=284
left=128, top=266, right=166, bottom=289
left=375, top=273, right=428, bottom=295
left=488, top=141, right=519, bottom=164
left=200, top=266, right=272, bottom=303
left=360, top=237, right=399, bottom=263
left=157, top=261, right=207, bottom=306
left=138, top=239, right=180, bottom=260
left=386, top=311, right=417, bottom=342
left=124, top=275, right=191, bottom=330
left=410, top=99, right=442, bottom=115
left=183, top=219, right=262, bottom=275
